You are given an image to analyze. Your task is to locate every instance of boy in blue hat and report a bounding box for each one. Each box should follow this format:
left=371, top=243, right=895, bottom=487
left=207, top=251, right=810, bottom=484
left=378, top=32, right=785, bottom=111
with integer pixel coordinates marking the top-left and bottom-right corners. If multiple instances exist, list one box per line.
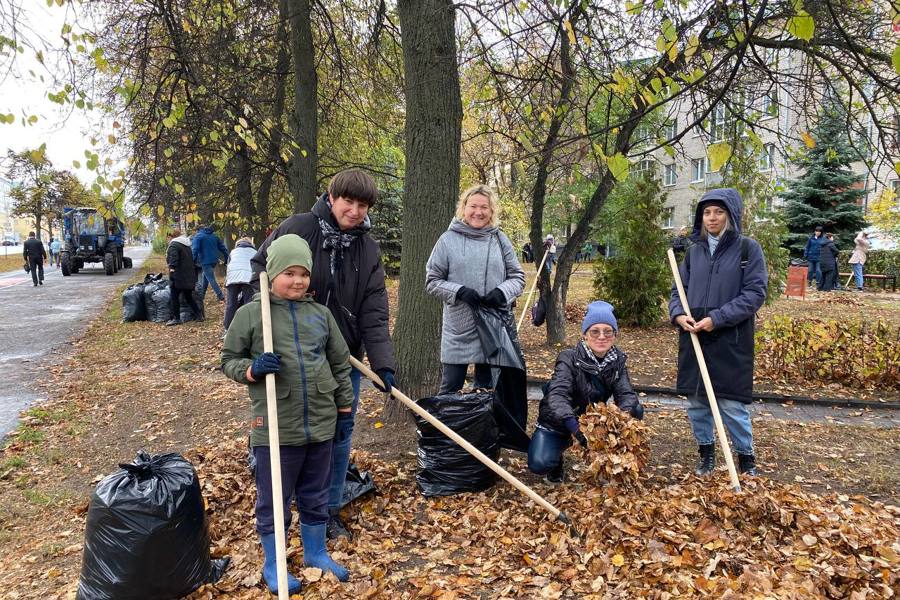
left=528, top=300, right=643, bottom=483
left=221, top=234, right=353, bottom=595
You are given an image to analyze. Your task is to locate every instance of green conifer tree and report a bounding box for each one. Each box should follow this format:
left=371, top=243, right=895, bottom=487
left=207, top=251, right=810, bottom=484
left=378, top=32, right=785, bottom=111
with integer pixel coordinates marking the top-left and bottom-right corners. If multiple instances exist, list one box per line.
left=782, top=102, right=867, bottom=254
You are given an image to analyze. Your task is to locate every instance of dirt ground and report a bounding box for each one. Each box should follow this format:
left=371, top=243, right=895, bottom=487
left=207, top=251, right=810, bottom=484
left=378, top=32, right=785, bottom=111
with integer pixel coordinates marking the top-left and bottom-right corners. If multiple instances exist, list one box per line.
left=0, top=260, right=898, bottom=598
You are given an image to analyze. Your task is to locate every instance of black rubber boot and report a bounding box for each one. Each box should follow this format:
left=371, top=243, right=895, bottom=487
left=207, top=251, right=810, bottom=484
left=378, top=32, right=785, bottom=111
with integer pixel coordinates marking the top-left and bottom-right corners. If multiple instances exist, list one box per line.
left=738, top=453, right=757, bottom=476
left=545, top=458, right=564, bottom=484
left=325, top=509, right=352, bottom=540
left=695, top=444, right=715, bottom=476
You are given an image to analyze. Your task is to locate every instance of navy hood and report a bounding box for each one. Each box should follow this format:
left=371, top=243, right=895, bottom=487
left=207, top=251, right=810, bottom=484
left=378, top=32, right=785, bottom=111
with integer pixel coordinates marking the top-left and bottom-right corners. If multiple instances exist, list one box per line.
left=691, top=188, right=743, bottom=240
left=200, top=226, right=214, bottom=234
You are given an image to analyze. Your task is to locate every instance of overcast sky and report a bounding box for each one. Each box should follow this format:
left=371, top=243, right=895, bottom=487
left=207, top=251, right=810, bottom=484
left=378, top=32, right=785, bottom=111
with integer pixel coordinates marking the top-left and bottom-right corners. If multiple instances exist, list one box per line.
left=1, top=1, right=112, bottom=185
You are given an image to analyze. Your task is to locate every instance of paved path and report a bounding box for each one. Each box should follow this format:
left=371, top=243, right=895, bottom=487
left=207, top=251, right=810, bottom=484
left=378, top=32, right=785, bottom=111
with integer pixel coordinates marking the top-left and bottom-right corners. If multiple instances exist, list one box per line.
left=0, top=246, right=152, bottom=437
left=523, top=383, right=900, bottom=428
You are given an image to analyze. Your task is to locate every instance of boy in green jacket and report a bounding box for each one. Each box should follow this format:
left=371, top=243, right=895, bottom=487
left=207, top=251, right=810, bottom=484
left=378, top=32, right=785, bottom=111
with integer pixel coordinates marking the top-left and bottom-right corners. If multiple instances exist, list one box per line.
left=222, top=234, right=353, bottom=594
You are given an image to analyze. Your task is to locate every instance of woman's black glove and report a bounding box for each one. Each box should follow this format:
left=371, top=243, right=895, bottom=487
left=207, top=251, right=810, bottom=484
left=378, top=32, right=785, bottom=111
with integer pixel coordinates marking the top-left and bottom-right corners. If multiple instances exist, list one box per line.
left=456, top=286, right=481, bottom=307
left=481, top=287, right=507, bottom=309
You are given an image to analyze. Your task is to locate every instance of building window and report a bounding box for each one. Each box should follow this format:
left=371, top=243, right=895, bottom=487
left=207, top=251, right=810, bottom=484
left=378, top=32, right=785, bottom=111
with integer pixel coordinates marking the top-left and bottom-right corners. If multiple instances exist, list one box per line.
left=761, top=92, right=779, bottom=118
left=663, top=164, right=677, bottom=187
left=710, top=104, right=727, bottom=142
left=663, top=118, right=678, bottom=141
left=635, top=158, right=656, bottom=176
left=759, top=144, right=775, bottom=171
left=892, top=179, right=900, bottom=195
left=661, top=207, right=675, bottom=229
left=691, top=157, right=707, bottom=182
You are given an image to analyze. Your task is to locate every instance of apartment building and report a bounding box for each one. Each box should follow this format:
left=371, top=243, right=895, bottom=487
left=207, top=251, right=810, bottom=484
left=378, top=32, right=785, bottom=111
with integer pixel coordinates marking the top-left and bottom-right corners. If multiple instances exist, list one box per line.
left=642, top=54, right=898, bottom=234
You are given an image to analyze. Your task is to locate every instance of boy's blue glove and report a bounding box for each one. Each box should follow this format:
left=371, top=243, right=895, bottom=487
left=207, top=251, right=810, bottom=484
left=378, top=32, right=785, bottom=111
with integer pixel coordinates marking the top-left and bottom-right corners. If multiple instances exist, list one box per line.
left=374, top=369, right=395, bottom=395
left=251, top=352, right=281, bottom=379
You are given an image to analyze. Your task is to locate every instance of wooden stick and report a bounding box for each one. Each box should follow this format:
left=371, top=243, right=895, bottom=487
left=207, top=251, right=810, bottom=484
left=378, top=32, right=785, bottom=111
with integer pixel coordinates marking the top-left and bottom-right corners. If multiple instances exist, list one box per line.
left=667, top=249, right=742, bottom=493
left=259, top=271, right=290, bottom=600
left=348, top=356, right=576, bottom=532
left=516, top=250, right=550, bottom=332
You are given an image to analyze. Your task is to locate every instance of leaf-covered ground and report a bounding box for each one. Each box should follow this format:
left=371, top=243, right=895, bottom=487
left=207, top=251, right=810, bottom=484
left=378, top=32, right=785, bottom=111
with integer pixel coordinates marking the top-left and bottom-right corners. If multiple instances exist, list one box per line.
left=0, top=259, right=898, bottom=598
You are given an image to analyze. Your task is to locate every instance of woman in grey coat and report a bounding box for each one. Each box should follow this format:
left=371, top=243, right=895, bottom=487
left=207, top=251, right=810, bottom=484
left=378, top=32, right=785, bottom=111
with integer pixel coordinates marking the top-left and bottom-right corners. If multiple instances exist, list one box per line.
left=426, top=184, right=526, bottom=393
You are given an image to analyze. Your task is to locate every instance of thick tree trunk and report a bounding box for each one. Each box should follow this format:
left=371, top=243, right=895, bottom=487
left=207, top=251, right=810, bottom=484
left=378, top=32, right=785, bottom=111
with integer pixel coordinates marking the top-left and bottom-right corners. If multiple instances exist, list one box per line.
left=286, top=0, right=318, bottom=214
left=392, top=0, right=462, bottom=405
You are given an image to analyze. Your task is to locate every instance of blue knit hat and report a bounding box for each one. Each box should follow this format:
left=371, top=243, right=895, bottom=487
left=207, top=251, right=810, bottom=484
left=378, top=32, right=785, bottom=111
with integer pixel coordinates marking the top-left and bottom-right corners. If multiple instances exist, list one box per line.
left=582, top=300, right=618, bottom=334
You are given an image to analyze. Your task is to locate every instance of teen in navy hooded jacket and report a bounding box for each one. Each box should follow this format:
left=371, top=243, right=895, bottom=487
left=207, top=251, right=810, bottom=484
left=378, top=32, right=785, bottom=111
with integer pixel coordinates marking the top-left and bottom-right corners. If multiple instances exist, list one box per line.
left=668, top=188, right=768, bottom=477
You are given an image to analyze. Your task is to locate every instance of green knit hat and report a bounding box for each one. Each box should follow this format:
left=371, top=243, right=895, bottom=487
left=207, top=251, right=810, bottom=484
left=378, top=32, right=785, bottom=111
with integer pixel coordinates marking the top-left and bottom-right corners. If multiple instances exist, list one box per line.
left=266, top=234, right=313, bottom=280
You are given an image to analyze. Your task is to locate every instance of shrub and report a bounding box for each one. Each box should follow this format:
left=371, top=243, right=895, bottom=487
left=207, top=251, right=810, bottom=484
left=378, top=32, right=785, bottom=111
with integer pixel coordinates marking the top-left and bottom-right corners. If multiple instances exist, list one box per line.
left=592, top=177, right=671, bottom=327
left=863, top=249, right=900, bottom=277
left=755, top=316, right=900, bottom=390
left=152, top=235, right=168, bottom=254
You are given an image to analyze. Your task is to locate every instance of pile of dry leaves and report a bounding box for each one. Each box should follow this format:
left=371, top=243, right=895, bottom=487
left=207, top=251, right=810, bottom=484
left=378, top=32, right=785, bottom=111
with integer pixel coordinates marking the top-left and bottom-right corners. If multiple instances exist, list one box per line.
left=186, top=435, right=899, bottom=600
left=578, top=404, right=650, bottom=488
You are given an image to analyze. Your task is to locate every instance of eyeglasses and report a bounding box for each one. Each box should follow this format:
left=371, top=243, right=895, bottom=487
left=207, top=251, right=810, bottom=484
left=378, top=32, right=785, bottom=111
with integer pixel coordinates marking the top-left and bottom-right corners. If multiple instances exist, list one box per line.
left=586, top=329, right=616, bottom=339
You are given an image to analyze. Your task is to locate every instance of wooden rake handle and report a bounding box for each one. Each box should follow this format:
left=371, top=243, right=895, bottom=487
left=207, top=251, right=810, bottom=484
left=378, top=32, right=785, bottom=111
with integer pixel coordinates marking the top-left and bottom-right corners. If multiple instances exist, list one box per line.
left=259, top=271, right=290, bottom=600
left=517, top=250, right=550, bottom=332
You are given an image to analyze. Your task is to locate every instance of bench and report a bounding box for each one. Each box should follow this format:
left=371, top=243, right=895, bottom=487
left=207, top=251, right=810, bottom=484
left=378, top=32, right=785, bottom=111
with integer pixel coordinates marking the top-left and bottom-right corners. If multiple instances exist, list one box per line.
left=838, top=272, right=898, bottom=291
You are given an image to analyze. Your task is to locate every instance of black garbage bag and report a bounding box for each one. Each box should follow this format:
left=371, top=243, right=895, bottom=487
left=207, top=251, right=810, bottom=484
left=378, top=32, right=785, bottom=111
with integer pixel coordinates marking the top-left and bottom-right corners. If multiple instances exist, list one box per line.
left=339, top=463, right=376, bottom=508
left=76, top=451, right=229, bottom=600
left=179, top=288, right=204, bottom=322
left=415, top=391, right=499, bottom=497
left=472, top=307, right=531, bottom=453
left=149, top=286, right=173, bottom=323
left=122, top=284, right=147, bottom=322
left=142, top=276, right=171, bottom=323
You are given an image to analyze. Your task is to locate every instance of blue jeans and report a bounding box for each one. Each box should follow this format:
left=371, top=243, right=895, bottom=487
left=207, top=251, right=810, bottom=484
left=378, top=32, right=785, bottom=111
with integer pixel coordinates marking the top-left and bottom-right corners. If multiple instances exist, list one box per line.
left=527, top=426, right=571, bottom=474
left=328, top=367, right=361, bottom=509
left=687, top=396, right=754, bottom=455
left=852, top=263, right=863, bottom=289
left=806, top=260, right=821, bottom=286
left=200, top=264, right=224, bottom=300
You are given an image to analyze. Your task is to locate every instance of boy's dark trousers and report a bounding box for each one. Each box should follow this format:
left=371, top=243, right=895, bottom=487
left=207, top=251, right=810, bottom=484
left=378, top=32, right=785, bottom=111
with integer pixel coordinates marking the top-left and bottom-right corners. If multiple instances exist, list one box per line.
left=254, top=441, right=333, bottom=534
left=28, top=257, right=44, bottom=285
left=169, top=282, right=201, bottom=321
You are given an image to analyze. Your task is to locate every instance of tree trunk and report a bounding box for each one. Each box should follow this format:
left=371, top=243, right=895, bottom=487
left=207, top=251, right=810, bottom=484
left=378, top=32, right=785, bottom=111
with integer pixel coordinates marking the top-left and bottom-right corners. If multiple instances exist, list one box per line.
left=392, top=0, right=462, bottom=407
left=286, top=0, right=318, bottom=214
left=255, top=0, right=291, bottom=243
left=529, top=11, right=579, bottom=344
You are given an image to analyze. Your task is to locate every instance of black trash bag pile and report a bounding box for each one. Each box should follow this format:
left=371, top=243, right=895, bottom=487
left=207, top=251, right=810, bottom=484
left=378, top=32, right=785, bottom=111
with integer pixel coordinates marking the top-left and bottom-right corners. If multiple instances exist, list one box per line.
left=415, top=390, right=499, bottom=497
left=76, top=451, right=229, bottom=600
left=121, top=283, right=147, bottom=322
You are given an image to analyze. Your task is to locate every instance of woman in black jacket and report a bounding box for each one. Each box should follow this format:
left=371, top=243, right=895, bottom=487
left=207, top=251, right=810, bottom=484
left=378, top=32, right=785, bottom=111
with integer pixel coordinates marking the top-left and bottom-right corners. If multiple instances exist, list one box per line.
left=818, top=232, right=839, bottom=292
left=527, top=301, right=643, bottom=483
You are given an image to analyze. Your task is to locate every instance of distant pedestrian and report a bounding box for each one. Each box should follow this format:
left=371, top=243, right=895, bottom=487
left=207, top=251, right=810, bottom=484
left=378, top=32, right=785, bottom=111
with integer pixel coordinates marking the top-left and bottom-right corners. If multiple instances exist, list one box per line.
left=49, top=237, right=61, bottom=267
left=166, top=229, right=202, bottom=326
left=848, top=231, right=870, bottom=291
left=544, top=234, right=557, bottom=273
left=192, top=224, right=229, bottom=302
left=23, top=232, right=45, bottom=287
left=224, top=237, right=257, bottom=331
left=522, top=242, right=533, bottom=264
left=818, top=233, right=839, bottom=292
left=803, top=226, right=824, bottom=288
